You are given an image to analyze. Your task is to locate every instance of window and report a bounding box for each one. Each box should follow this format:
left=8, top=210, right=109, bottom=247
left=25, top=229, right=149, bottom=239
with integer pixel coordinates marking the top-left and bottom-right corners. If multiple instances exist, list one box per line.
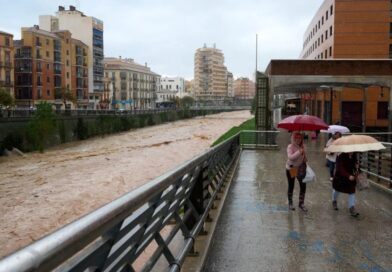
left=325, top=49, right=328, bottom=58
left=66, top=50, right=69, bottom=55
left=389, top=44, right=392, bottom=58
left=46, top=39, right=49, bottom=45
left=325, top=30, right=328, bottom=39
left=318, top=37, right=320, bottom=46
left=318, top=21, right=320, bottom=28
left=322, top=16, right=324, bottom=25
left=390, top=23, right=392, bottom=38
left=47, top=76, right=50, bottom=83
left=321, top=35, right=324, bottom=43
left=67, top=72, right=69, bottom=79
left=321, top=52, right=324, bottom=59
left=326, top=11, right=328, bottom=20
left=330, top=26, right=333, bottom=36
left=47, top=63, right=50, bottom=69
left=329, top=46, right=332, bottom=57
left=330, top=5, right=333, bottom=15
left=47, top=90, right=50, bottom=96
left=5, top=37, right=10, bottom=46
left=46, top=51, right=49, bottom=57
left=377, top=102, right=388, bottom=119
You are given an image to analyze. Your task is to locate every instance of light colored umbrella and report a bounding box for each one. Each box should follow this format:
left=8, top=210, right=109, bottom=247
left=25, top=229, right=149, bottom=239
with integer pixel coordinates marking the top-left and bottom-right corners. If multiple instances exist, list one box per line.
left=320, top=125, right=350, bottom=134
left=324, top=135, right=385, bottom=153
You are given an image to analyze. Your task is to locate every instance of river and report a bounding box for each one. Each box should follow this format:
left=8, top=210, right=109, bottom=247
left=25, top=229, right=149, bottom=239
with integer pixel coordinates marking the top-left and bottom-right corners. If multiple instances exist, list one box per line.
left=0, top=110, right=251, bottom=258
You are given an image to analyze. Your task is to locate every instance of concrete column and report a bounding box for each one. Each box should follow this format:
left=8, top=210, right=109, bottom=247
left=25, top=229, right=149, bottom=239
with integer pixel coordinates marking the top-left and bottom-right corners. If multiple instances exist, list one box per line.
left=389, top=85, right=392, bottom=137
left=362, top=87, right=367, bottom=132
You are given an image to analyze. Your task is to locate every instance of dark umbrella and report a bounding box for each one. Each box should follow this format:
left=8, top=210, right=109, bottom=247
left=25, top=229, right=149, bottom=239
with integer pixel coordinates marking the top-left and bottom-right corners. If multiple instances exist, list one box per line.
left=277, top=114, right=328, bottom=131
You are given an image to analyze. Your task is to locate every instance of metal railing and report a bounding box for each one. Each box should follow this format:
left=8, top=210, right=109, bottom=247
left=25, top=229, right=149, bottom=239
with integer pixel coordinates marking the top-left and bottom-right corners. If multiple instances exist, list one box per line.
left=359, top=141, right=392, bottom=188
left=0, top=109, right=176, bottom=118
left=0, top=133, right=241, bottom=272
left=240, top=130, right=279, bottom=149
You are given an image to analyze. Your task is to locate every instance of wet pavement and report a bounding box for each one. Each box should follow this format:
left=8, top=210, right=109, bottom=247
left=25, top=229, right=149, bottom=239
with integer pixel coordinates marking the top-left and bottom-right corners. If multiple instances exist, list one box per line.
left=203, top=133, right=392, bottom=272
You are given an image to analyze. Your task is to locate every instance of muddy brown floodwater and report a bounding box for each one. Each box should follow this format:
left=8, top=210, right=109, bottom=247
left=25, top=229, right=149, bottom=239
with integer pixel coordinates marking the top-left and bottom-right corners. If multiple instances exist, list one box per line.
left=0, top=110, right=251, bottom=258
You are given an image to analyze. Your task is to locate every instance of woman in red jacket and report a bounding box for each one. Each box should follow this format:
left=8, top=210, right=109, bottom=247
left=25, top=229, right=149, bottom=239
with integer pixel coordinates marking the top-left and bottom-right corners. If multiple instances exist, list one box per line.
left=332, top=152, right=360, bottom=217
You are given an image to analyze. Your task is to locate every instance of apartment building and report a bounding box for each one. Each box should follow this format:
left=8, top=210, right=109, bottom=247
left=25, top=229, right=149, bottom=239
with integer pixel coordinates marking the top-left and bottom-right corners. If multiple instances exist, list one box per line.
left=194, top=44, right=231, bottom=100
left=14, top=26, right=88, bottom=109
left=0, top=31, right=14, bottom=98
left=161, top=77, right=185, bottom=96
left=103, top=57, right=160, bottom=110
left=227, top=72, right=234, bottom=98
left=299, top=0, right=391, bottom=129
left=234, top=77, right=255, bottom=99
left=40, top=6, right=104, bottom=109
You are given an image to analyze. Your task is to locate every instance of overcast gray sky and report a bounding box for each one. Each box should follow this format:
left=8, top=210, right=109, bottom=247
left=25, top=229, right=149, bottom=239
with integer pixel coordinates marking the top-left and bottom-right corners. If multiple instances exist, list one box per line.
left=0, top=0, right=323, bottom=80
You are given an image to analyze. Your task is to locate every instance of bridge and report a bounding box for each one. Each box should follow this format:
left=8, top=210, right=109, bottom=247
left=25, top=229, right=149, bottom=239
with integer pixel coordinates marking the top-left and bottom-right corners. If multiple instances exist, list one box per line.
left=0, top=131, right=390, bottom=272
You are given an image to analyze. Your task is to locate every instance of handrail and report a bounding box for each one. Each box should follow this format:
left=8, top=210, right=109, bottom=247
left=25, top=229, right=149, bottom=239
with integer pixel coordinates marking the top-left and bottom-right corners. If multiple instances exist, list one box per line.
left=0, top=134, right=241, bottom=272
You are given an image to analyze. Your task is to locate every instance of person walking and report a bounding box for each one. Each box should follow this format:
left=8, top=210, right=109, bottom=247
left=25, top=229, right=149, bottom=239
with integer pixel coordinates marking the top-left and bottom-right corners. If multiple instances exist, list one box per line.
left=325, top=132, right=342, bottom=181
left=285, top=131, right=308, bottom=212
left=332, top=152, right=360, bottom=217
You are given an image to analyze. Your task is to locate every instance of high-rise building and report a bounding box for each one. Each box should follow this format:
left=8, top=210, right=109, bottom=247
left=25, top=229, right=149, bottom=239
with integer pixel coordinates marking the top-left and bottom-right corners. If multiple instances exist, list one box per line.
left=103, top=57, right=160, bottom=110
left=194, top=44, right=231, bottom=100
left=299, top=0, right=391, bottom=129
left=39, top=5, right=104, bottom=109
left=14, top=26, right=88, bottom=109
left=227, top=72, right=234, bottom=98
left=234, top=77, right=255, bottom=99
left=0, top=31, right=14, bottom=98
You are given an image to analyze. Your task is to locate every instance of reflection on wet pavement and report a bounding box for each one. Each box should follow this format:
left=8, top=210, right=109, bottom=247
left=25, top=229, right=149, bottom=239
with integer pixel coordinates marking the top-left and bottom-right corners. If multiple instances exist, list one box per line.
left=203, top=133, right=392, bottom=272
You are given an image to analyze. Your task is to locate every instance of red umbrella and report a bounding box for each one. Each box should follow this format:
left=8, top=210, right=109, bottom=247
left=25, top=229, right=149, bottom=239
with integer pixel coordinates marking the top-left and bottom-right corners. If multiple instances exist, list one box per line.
left=278, top=114, right=328, bottom=131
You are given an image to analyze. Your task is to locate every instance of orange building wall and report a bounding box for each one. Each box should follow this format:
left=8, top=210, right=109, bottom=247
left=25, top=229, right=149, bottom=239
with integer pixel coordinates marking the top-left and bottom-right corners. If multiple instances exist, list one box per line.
left=300, top=0, right=391, bottom=129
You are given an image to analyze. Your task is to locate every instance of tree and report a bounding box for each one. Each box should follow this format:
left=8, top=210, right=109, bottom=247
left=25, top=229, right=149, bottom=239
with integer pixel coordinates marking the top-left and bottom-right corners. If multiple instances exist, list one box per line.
left=180, top=96, right=195, bottom=108
left=60, top=87, right=76, bottom=109
left=27, top=102, right=57, bottom=152
left=0, top=88, right=14, bottom=108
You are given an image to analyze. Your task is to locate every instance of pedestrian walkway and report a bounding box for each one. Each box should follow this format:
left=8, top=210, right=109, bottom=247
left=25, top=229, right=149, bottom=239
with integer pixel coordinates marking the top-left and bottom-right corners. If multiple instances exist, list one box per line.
left=203, top=133, right=392, bottom=272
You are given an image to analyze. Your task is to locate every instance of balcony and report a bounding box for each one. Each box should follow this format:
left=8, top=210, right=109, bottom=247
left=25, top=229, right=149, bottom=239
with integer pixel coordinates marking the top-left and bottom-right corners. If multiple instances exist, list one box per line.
left=0, top=80, right=14, bottom=87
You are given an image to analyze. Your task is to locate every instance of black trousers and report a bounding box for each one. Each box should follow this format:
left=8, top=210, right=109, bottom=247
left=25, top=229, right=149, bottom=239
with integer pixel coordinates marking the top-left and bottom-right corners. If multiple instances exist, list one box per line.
left=286, top=169, right=307, bottom=205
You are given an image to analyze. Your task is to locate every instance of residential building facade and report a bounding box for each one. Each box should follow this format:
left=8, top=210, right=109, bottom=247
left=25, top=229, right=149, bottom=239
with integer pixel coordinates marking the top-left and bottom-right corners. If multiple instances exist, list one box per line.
left=299, top=0, right=391, bottom=129
left=103, top=57, right=160, bottom=110
left=0, top=31, right=14, bottom=98
left=234, top=77, right=255, bottom=99
left=14, top=26, right=88, bottom=109
left=227, top=72, right=234, bottom=98
left=193, top=44, right=231, bottom=100
left=157, top=76, right=185, bottom=104
left=39, top=5, right=104, bottom=109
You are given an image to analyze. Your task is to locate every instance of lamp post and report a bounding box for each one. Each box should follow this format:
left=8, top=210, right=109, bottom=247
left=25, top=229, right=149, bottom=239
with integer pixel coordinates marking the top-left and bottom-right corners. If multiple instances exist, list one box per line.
left=330, top=87, right=333, bottom=124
